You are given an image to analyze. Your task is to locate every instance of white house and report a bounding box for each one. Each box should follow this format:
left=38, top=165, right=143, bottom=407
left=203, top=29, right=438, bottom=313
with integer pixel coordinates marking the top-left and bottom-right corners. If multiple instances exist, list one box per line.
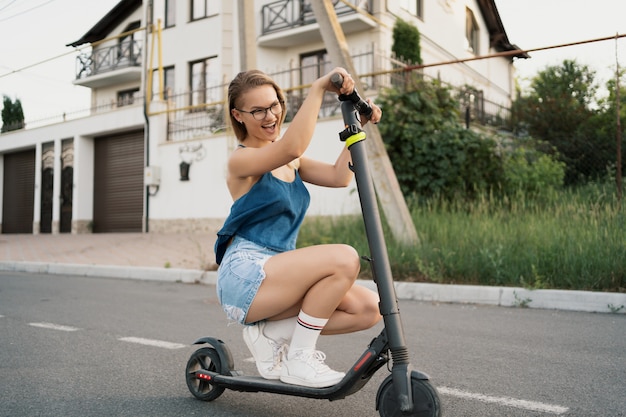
left=0, top=0, right=525, bottom=235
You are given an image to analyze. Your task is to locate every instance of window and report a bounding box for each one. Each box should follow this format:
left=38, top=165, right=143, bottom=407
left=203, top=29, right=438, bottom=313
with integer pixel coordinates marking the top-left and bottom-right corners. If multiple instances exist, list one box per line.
left=300, top=51, right=334, bottom=117
left=165, top=0, right=176, bottom=28
left=152, top=66, right=175, bottom=100
left=189, top=57, right=218, bottom=109
left=118, top=21, right=141, bottom=63
left=400, top=0, right=423, bottom=19
left=117, top=88, right=140, bottom=107
left=465, top=8, right=479, bottom=54
left=191, top=0, right=219, bottom=21
left=300, top=50, right=330, bottom=86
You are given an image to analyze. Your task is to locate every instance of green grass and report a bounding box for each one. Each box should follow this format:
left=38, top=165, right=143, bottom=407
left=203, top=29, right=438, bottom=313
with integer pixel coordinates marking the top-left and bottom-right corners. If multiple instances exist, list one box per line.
left=298, top=184, right=625, bottom=292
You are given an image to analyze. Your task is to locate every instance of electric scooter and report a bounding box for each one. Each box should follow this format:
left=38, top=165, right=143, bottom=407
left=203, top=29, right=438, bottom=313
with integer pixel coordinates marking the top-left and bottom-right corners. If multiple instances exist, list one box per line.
left=185, top=74, right=442, bottom=417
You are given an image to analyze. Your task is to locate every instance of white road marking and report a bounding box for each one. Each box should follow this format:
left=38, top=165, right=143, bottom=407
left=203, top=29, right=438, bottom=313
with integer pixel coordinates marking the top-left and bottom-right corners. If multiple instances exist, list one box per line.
left=28, top=322, right=81, bottom=332
left=118, top=336, right=187, bottom=350
left=438, top=386, right=569, bottom=415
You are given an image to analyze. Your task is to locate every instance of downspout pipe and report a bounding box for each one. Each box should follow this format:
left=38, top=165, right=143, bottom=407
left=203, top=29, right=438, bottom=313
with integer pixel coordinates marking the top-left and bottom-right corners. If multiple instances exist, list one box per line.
left=142, top=0, right=154, bottom=233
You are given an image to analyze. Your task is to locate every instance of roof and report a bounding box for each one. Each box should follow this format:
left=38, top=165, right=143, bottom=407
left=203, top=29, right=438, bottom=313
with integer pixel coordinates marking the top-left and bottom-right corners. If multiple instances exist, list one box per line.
left=476, top=0, right=530, bottom=59
left=67, top=0, right=142, bottom=47
left=66, top=0, right=528, bottom=60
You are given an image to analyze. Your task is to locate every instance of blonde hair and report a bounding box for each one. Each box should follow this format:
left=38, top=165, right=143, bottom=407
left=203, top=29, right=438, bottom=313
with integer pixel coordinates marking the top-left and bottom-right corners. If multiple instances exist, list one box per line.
left=228, top=70, right=286, bottom=142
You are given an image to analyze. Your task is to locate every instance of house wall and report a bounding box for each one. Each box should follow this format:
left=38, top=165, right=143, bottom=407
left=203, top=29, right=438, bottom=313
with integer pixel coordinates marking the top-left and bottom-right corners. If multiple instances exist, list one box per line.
left=151, top=0, right=237, bottom=97
left=145, top=113, right=361, bottom=233
left=253, top=0, right=514, bottom=107
left=0, top=0, right=519, bottom=235
left=73, top=133, right=94, bottom=233
left=0, top=155, right=3, bottom=224
left=90, top=7, right=145, bottom=107
left=389, top=0, right=515, bottom=106
left=0, top=105, right=144, bottom=233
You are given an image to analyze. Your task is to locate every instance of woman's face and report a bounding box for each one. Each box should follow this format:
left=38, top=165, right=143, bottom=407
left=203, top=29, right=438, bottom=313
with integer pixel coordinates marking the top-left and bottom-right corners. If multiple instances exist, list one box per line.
left=233, top=85, right=283, bottom=146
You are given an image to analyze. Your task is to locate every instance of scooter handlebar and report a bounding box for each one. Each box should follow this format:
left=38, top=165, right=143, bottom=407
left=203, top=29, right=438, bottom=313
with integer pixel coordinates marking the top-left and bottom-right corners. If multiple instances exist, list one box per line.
left=330, top=73, right=373, bottom=120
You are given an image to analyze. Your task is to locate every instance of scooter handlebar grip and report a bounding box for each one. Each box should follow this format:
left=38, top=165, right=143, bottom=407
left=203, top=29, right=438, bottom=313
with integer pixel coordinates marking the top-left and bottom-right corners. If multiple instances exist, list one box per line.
left=331, top=72, right=344, bottom=90
left=330, top=73, right=373, bottom=120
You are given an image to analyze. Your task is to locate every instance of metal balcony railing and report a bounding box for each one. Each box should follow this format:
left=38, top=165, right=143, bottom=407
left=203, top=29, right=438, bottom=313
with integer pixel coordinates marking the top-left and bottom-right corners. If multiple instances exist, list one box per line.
left=6, top=47, right=510, bottom=136
left=261, top=0, right=371, bottom=35
left=75, top=40, right=142, bottom=79
left=159, top=49, right=512, bottom=142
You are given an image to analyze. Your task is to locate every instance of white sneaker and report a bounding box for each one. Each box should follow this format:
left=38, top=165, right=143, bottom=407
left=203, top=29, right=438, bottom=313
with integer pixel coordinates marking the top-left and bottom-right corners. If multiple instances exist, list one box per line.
left=243, top=322, right=285, bottom=380
left=280, top=349, right=345, bottom=388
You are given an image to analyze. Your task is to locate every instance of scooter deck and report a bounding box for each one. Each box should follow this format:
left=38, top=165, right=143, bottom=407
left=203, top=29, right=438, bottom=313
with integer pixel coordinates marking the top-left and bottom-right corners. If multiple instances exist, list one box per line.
left=195, top=369, right=373, bottom=400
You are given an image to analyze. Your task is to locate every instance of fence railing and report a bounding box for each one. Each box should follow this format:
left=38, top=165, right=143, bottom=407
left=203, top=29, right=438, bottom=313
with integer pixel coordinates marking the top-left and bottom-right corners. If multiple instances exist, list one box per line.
left=261, top=0, right=371, bottom=35
left=75, top=40, right=142, bottom=80
left=159, top=49, right=512, bottom=141
left=4, top=49, right=511, bottom=137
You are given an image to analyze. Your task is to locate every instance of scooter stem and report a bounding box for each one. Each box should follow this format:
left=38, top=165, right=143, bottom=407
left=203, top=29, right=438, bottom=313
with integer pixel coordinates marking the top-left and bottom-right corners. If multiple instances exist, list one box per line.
left=338, top=98, right=415, bottom=412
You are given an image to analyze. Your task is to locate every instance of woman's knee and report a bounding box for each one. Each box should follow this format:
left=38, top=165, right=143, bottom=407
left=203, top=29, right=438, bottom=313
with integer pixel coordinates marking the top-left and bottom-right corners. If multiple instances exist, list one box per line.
left=332, top=244, right=361, bottom=280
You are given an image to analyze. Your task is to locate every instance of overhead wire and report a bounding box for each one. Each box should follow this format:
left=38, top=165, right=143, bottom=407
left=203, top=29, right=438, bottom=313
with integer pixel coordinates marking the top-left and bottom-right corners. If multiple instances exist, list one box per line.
left=0, top=26, right=146, bottom=80
left=0, top=0, right=19, bottom=13
left=1, top=5, right=624, bottom=85
left=397, top=33, right=626, bottom=72
left=0, top=0, right=56, bottom=23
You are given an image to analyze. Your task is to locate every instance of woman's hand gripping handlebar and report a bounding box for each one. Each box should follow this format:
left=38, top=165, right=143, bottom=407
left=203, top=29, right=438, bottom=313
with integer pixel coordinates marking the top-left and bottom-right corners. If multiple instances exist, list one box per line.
left=330, top=73, right=374, bottom=122
left=331, top=72, right=378, bottom=145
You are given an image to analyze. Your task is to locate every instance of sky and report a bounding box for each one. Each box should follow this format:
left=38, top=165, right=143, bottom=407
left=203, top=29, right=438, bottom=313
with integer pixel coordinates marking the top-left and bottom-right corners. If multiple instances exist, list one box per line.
left=1, top=0, right=625, bottom=124
left=495, top=0, right=626, bottom=95
left=0, top=0, right=120, bottom=122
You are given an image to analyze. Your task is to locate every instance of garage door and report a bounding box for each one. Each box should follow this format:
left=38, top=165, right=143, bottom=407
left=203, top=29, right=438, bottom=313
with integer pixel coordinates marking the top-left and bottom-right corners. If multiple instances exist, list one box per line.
left=2, top=149, right=35, bottom=234
left=93, top=130, right=144, bottom=233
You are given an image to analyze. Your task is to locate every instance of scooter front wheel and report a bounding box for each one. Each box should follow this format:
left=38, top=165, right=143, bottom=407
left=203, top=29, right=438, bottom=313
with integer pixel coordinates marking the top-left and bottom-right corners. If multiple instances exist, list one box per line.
left=377, top=374, right=441, bottom=417
left=185, top=347, right=225, bottom=401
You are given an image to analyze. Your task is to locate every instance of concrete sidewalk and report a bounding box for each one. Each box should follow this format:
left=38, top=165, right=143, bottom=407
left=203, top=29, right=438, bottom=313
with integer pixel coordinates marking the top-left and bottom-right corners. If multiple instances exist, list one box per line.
left=1, top=233, right=624, bottom=314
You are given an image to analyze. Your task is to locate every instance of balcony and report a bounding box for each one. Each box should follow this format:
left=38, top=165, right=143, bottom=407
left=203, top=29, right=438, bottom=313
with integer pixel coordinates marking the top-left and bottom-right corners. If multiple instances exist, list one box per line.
left=258, top=0, right=376, bottom=48
left=73, top=40, right=142, bottom=89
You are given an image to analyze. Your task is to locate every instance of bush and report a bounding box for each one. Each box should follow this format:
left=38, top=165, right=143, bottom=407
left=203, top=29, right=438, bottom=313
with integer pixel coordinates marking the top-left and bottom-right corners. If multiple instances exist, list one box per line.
left=377, top=81, right=503, bottom=200
left=502, top=146, right=566, bottom=196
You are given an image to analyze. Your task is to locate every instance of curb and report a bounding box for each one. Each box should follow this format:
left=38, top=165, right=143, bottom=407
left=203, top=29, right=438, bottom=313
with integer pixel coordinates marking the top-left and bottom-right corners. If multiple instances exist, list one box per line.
left=1, top=261, right=624, bottom=315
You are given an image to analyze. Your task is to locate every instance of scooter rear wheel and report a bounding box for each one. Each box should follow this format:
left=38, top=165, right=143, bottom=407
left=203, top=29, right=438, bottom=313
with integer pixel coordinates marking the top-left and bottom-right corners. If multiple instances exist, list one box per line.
left=185, top=347, right=225, bottom=401
left=377, top=375, right=441, bottom=417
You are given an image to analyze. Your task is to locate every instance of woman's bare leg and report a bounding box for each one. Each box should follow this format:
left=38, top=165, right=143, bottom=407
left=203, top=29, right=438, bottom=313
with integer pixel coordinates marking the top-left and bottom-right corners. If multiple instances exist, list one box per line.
left=245, top=244, right=381, bottom=334
left=322, top=284, right=381, bottom=335
left=245, top=244, right=361, bottom=323
left=243, top=243, right=381, bottom=387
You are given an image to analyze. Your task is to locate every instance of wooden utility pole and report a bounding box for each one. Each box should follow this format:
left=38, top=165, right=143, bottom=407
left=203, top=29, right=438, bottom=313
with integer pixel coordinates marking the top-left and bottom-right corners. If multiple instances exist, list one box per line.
left=310, top=1, right=419, bottom=246
left=238, top=0, right=257, bottom=70
left=616, top=35, right=623, bottom=203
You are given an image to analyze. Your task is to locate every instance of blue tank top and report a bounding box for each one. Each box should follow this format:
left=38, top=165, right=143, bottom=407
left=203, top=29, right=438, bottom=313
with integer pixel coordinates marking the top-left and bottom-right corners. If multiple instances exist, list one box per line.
left=214, top=170, right=310, bottom=264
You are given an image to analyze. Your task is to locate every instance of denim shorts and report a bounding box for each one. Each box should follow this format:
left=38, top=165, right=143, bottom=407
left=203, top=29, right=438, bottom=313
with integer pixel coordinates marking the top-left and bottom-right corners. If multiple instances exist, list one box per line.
left=216, top=236, right=279, bottom=324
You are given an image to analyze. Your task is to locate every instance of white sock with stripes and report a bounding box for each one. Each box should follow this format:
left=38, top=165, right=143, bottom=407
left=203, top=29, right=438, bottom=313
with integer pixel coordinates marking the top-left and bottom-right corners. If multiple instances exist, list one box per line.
left=287, top=310, right=328, bottom=359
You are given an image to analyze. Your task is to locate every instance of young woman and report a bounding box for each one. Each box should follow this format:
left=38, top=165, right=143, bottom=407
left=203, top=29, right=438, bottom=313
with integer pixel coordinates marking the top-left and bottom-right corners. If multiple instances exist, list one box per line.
left=214, top=67, right=382, bottom=388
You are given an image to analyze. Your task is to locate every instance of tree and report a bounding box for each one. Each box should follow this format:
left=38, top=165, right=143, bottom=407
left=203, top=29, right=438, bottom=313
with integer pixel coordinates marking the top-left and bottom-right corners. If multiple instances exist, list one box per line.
left=392, top=19, right=422, bottom=65
left=591, top=71, right=626, bottom=186
left=1, top=95, right=25, bottom=132
left=511, top=60, right=608, bottom=184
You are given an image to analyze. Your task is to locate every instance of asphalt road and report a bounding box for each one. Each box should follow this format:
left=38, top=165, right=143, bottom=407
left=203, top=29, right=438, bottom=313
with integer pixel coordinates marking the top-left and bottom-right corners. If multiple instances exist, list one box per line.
left=0, top=272, right=624, bottom=417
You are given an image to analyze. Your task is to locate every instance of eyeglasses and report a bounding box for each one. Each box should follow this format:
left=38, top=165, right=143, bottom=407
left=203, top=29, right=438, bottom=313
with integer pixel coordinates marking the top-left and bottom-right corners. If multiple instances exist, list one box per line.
left=236, top=101, right=283, bottom=121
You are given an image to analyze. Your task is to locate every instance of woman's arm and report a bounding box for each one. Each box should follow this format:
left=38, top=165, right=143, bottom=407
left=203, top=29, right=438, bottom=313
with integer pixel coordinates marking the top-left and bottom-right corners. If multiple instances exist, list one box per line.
left=228, top=68, right=355, bottom=180
left=299, top=98, right=382, bottom=187
left=299, top=147, right=353, bottom=187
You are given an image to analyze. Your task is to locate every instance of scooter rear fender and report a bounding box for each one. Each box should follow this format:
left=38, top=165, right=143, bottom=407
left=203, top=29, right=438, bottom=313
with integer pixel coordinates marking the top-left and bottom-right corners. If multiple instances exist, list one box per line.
left=192, top=336, right=235, bottom=374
